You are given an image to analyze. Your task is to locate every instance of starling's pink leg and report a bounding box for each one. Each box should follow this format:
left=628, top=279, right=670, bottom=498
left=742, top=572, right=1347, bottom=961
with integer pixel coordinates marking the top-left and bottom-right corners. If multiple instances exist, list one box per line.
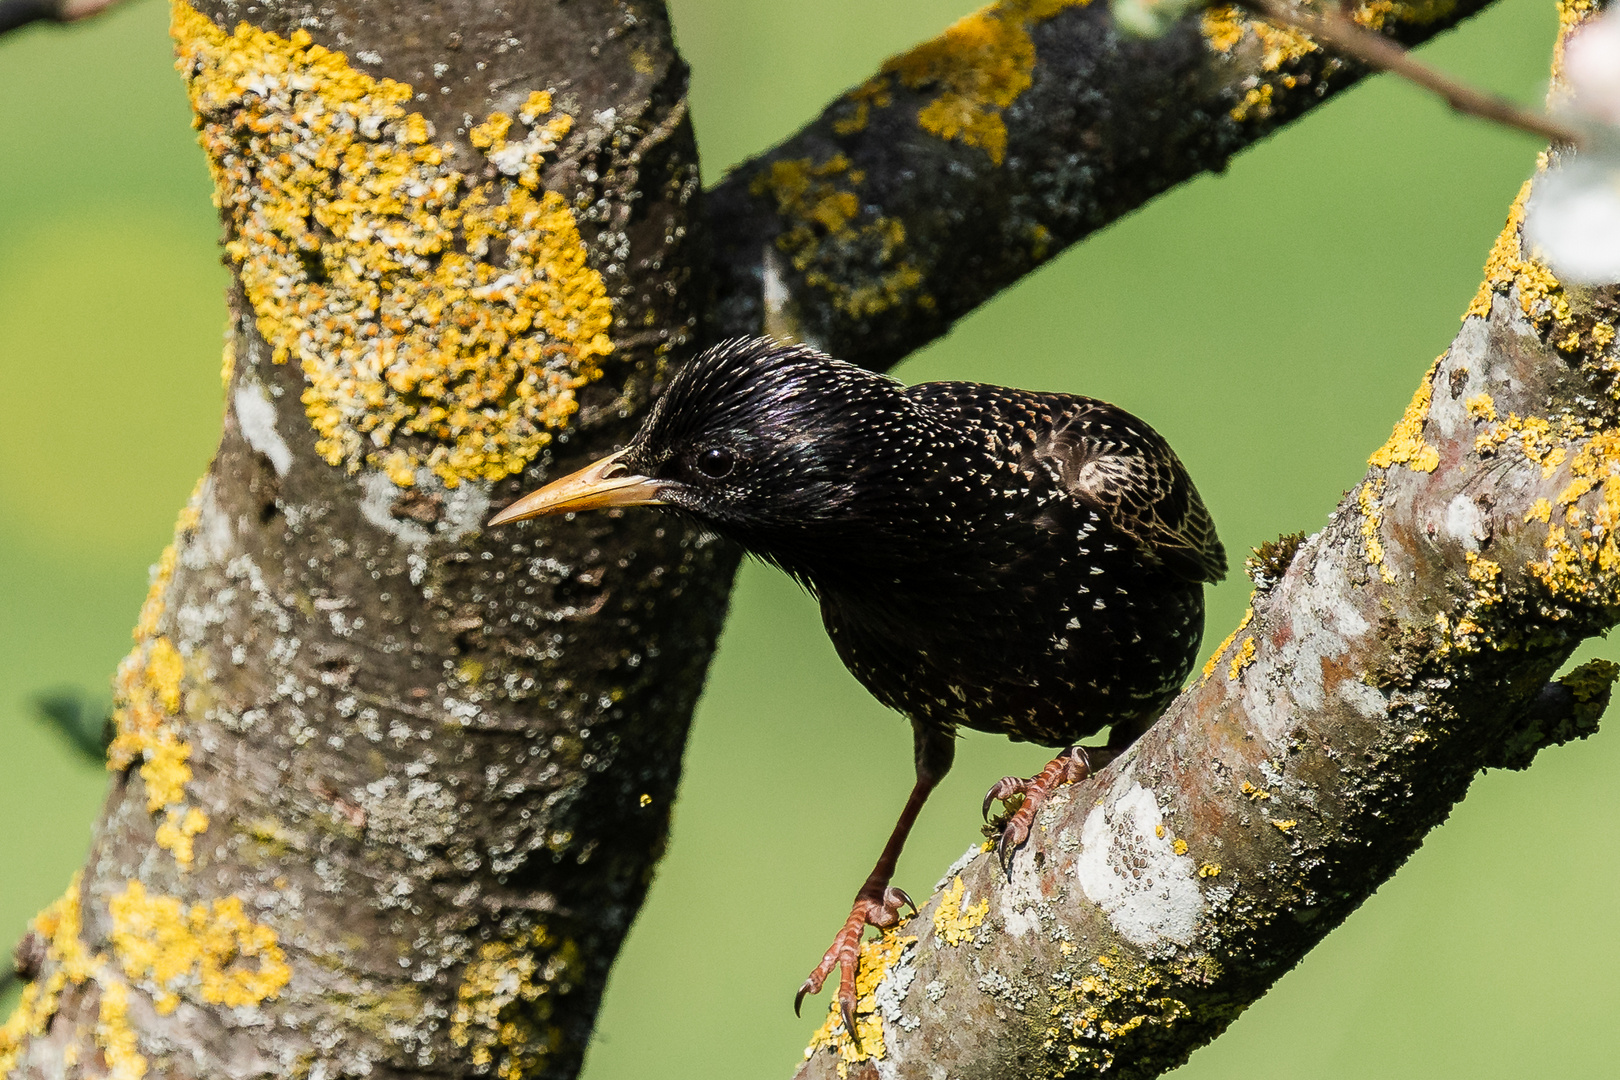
left=796, top=727, right=952, bottom=1039
left=984, top=745, right=1122, bottom=873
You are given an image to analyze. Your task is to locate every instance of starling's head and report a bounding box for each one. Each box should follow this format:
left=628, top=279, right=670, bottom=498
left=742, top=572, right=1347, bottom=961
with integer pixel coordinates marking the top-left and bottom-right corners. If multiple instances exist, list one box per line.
left=489, top=338, right=906, bottom=554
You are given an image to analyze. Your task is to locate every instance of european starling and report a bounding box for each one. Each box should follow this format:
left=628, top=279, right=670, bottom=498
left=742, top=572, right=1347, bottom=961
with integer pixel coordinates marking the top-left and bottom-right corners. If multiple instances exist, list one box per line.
left=489, top=337, right=1226, bottom=1031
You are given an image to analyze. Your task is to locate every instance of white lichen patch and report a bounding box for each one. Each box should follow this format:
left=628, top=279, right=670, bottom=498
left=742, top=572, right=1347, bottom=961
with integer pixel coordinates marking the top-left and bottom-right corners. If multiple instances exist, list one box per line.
left=1241, top=553, right=1372, bottom=744
left=1442, top=493, right=1489, bottom=550
left=1074, top=781, right=1203, bottom=951
left=233, top=377, right=293, bottom=477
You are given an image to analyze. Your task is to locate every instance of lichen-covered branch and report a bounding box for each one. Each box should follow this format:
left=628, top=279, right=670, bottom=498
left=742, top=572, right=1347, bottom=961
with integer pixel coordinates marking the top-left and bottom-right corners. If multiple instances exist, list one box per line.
left=1, top=1, right=723, bottom=1077
left=790, top=7, right=1620, bottom=1077
left=704, top=0, right=1506, bottom=369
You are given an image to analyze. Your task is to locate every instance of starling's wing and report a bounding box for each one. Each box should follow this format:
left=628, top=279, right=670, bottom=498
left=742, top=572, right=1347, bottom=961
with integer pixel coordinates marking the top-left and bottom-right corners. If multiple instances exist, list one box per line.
left=1032, top=399, right=1228, bottom=585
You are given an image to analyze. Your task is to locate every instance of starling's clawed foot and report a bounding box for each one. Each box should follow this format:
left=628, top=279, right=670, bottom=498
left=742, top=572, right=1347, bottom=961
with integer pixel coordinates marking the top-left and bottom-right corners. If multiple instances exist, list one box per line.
left=795, top=884, right=917, bottom=1037
left=984, top=746, right=1108, bottom=875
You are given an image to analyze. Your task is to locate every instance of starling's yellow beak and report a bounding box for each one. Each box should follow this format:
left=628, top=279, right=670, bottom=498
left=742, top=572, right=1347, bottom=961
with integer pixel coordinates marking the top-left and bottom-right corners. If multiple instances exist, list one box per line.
left=488, top=449, right=665, bottom=526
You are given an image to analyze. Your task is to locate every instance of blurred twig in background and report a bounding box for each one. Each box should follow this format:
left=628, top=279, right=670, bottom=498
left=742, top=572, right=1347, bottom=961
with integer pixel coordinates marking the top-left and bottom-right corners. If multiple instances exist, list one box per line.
left=32, top=689, right=111, bottom=765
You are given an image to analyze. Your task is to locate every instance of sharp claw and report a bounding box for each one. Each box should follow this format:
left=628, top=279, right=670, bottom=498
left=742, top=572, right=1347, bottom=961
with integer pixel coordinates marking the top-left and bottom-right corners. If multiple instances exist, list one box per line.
left=794, top=984, right=808, bottom=1017
left=841, top=998, right=857, bottom=1042
left=891, top=887, right=916, bottom=918
left=982, top=789, right=996, bottom=820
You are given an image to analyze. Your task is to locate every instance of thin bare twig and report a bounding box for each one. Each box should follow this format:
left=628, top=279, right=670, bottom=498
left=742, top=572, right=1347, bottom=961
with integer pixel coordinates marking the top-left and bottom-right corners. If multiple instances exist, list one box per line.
left=0, top=0, right=128, bottom=38
left=1245, top=0, right=1586, bottom=147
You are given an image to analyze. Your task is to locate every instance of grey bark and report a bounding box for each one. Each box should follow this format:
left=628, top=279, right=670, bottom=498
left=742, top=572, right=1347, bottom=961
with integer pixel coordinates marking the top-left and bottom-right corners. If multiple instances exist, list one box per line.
left=10, top=2, right=1612, bottom=1080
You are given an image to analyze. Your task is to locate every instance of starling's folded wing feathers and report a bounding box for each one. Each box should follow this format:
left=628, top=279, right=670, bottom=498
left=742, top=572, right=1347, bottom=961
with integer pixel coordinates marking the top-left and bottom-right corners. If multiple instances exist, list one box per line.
left=1033, top=401, right=1227, bottom=585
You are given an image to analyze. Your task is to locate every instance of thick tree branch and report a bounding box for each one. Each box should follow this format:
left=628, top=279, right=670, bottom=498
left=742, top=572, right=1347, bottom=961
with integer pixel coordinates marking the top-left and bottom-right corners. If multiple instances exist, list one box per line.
left=791, top=36, right=1620, bottom=1080
left=704, top=0, right=1509, bottom=370
left=2, top=2, right=722, bottom=1077
left=1248, top=0, right=1584, bottom=146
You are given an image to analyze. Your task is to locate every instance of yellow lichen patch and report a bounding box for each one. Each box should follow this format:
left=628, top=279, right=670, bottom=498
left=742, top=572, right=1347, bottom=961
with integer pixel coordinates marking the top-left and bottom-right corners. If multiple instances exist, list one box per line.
left=1239, top=781, right=1271, bottom=801
left=805, top=931, right=916, bottom=1077
left=751, top=154, right=928, bottom=319
left=1270, top=818, right=1299, bottom=833
left=154, top=807, right=212, bottom=871
left=1352, top=0, right=1458, bottom=30
left=1552, top=0, right=1599, bottom=85
left=1201, top=5, right=1317, bottom=69
left=1197, top=862, right=1221, bottom=878
left=1227, top=637, right=1256, bottom=681
left=1171, top=838, right=1188, bottom=855
left=0, top=877, right=147, bottom=1079
left=108, top=881, right=291, bottom=1016
left=1467, top=181, right=1573, bottom=338
left=1474, top=412, right=1586, bottom=478
left=1200, top=606, right=1253, bottom=684
left=1528, top=430, right=1620, bottom=602
left=1358, top=477, right=1395, bottom=584
left=1229, top=84, right=1274, bottom=122
left=108, top=635, right=194, bottom=814
left=932, top=875, right=989, bottom=946
left=450, top=924, right=580, bottom=1080
left=1526, top=498, right=1553, bottom=524
left=1465, top=393, right=1497, bottom=422
left=96, top=981, right=148, bottom=1080
left=172, top=2, right=611, bottom=488
left=1044, top=953, right=1189, bottom=1068
left=880, top=0, right=1089, bottom=165
left=833, top=77, right=894, bottom=136
left=1369, top=375, right=1440, bottom=473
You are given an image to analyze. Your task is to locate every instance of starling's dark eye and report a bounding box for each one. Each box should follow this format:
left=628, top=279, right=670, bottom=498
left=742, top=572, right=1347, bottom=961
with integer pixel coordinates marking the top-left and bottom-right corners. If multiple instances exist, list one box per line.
left=695, top=446, right=737, bottom=479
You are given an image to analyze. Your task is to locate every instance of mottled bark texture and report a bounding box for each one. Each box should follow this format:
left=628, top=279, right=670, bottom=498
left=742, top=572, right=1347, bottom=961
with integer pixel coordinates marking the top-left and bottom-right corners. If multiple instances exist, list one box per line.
left=789, top=9, right=1620, bottom=1080
left=704, top=0, right=1501, bottom=369
left=7, top=0, right=1607, bottom=1079
left=2, top=1, right=724, bottom=1078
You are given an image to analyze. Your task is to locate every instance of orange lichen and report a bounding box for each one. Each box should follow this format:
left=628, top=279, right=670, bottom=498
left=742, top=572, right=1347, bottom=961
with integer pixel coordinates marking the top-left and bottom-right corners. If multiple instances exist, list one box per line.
left=805, top=931, right=917, bottom=1077
left=932, top=875, right=988, bottom=946
left=108, top=881, right=291, bottom=1016
left=172, top=1, right=611, bottom=488
left=450, top=924, right=580, bottom=1080
left=1369, top=373, right=1440, bottom=473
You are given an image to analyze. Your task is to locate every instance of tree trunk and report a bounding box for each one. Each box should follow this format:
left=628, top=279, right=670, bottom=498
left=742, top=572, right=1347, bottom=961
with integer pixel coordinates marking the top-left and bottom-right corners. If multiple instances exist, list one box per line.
left=4, top=1, right=1604, bottom=1079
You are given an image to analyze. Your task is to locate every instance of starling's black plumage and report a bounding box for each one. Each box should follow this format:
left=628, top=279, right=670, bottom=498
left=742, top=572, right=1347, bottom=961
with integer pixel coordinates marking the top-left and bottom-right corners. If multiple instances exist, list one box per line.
left=490, top=337, right=1226, bottom=1030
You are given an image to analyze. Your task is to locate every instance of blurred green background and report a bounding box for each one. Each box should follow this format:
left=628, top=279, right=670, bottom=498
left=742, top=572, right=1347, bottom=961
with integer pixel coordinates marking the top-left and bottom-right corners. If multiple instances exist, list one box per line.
left=1, top=0, right=1615, bottom=1076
